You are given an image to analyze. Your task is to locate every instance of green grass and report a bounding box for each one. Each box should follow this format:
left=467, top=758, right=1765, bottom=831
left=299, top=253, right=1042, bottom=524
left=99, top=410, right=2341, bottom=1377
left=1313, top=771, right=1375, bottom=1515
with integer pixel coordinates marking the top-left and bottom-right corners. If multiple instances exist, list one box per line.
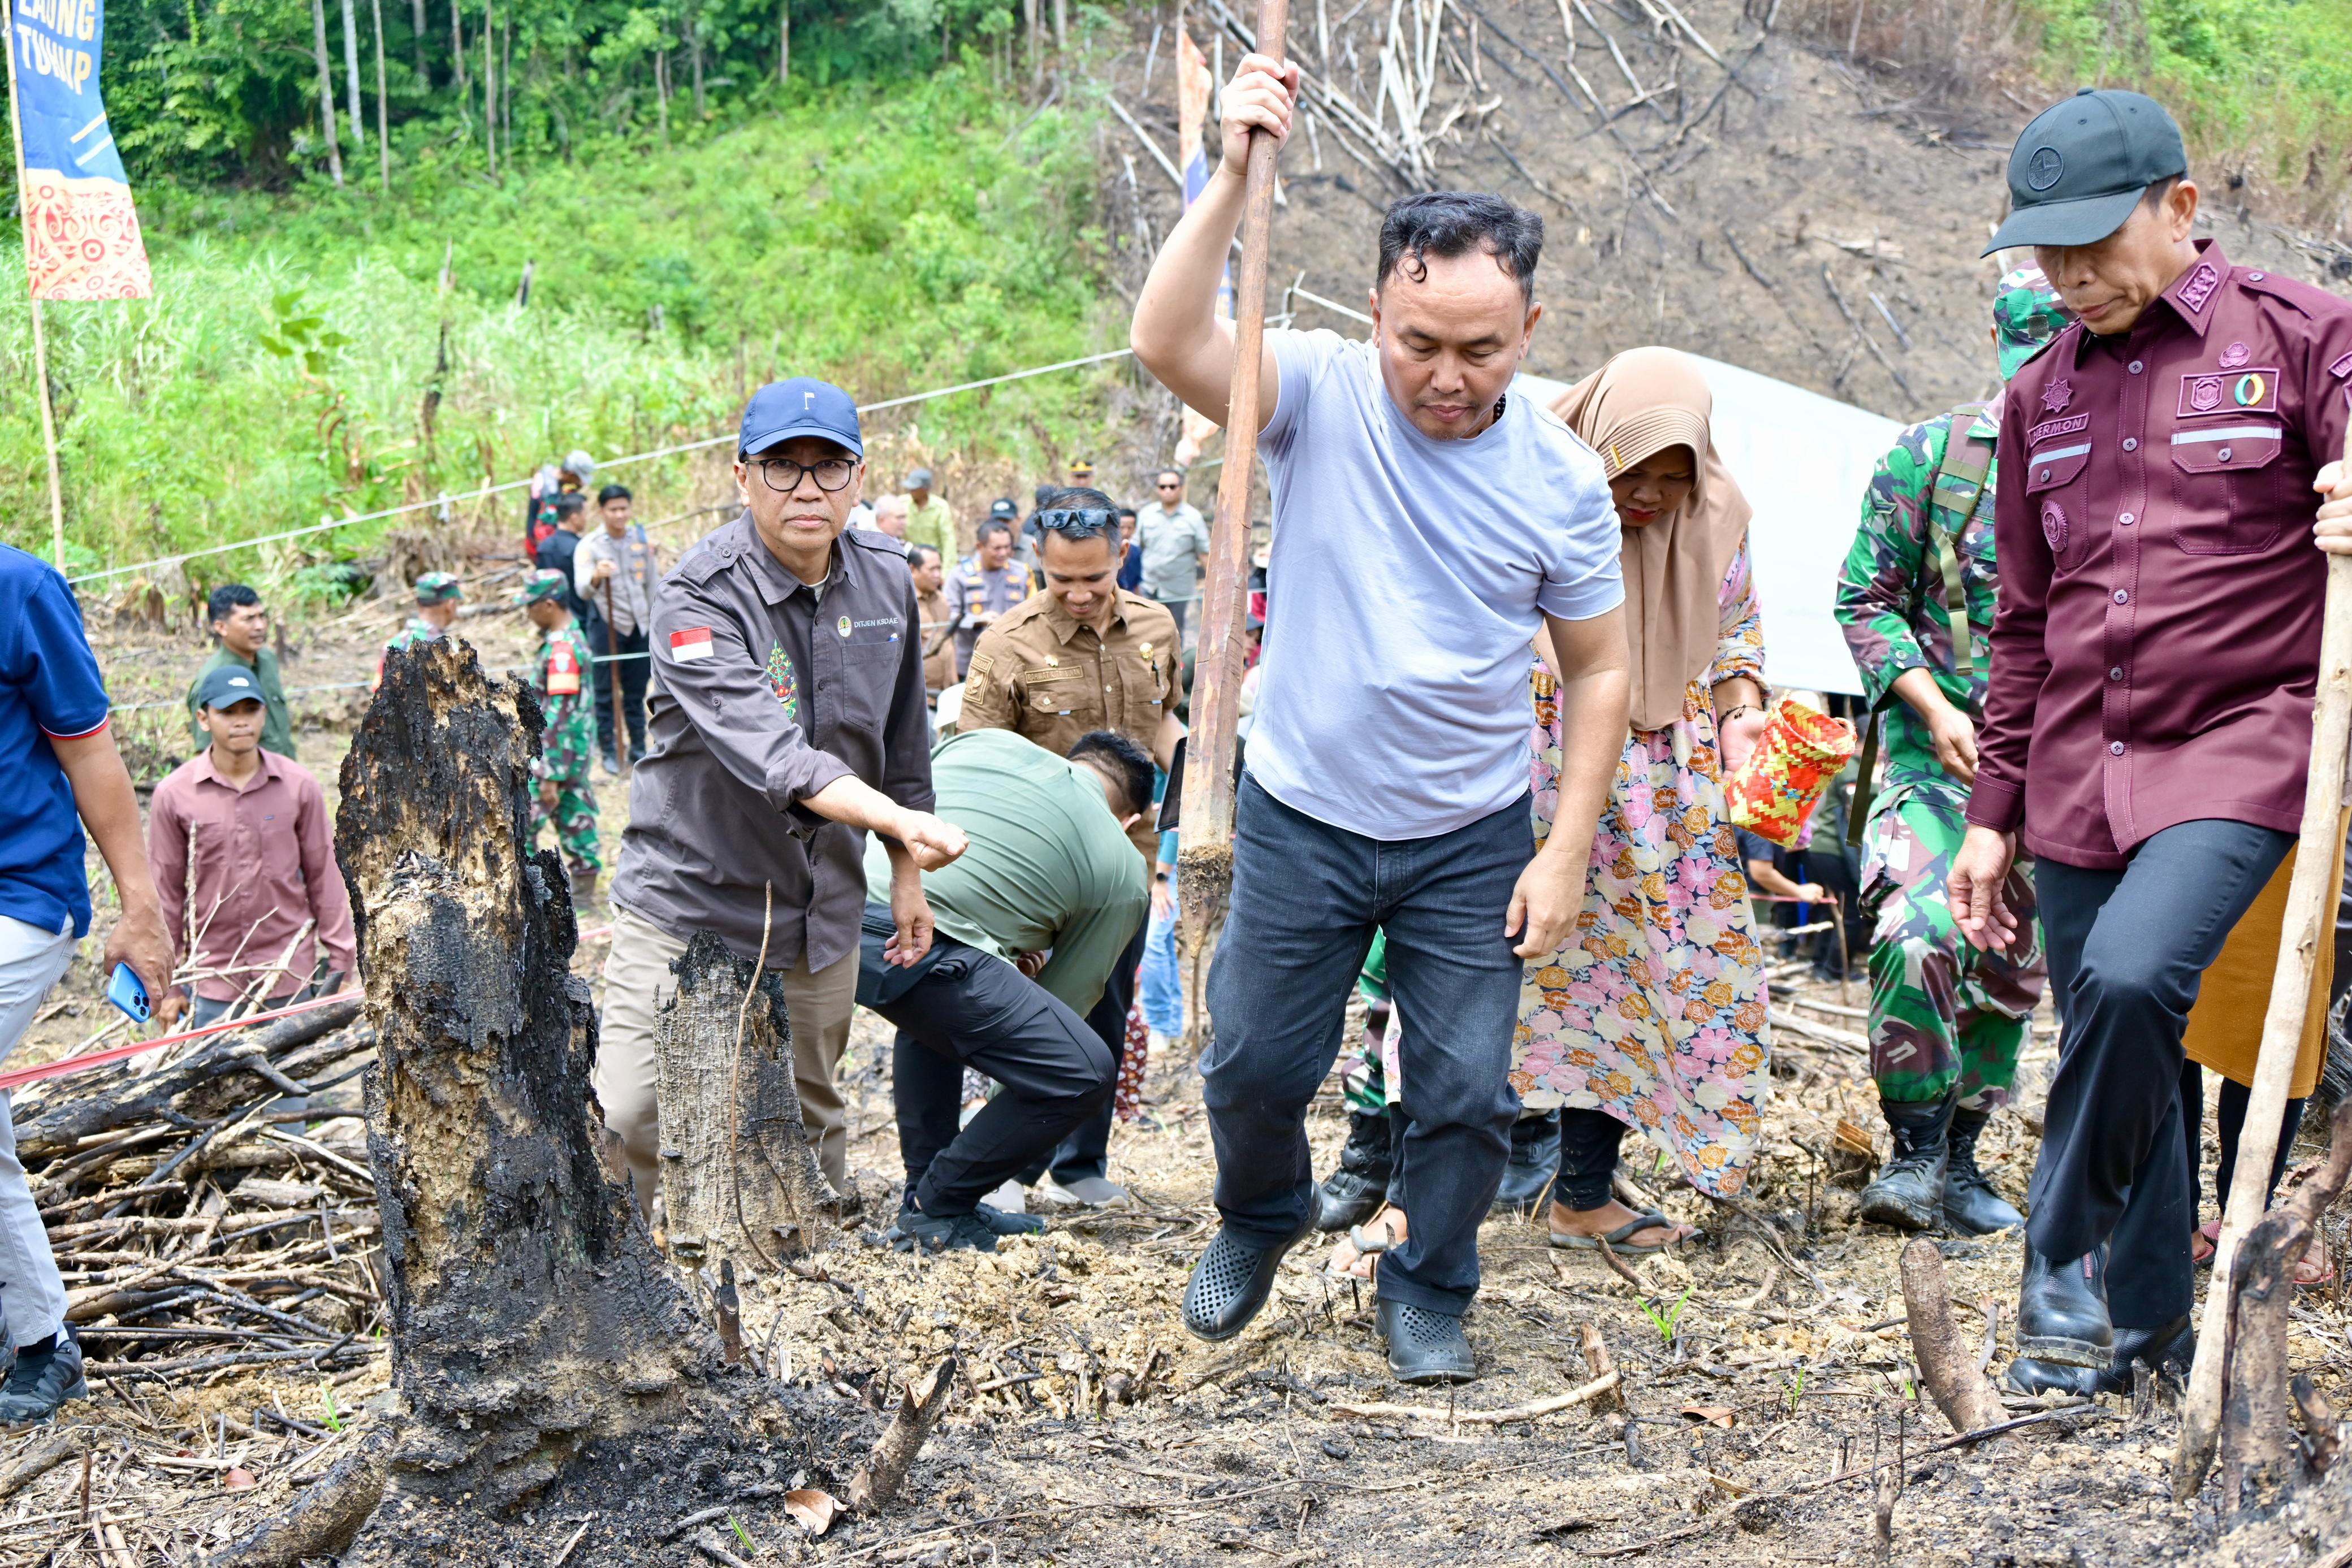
left=2018, top=0, right=2352, bottom=219
left=0, top=65, right=1122, bottom=584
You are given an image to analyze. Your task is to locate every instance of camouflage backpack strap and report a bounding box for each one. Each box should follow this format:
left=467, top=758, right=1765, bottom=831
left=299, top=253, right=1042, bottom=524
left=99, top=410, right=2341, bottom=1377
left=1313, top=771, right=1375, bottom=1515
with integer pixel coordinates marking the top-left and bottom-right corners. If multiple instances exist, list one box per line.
left=1849, top=402, right=1994, bottom=848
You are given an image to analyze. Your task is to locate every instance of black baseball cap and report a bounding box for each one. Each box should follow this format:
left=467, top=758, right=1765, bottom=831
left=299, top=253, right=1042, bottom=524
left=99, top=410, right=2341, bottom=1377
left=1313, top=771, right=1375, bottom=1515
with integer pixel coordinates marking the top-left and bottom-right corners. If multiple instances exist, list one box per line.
left=738, top=378, right=863, bottom=460
left=1983, top=89, right=2186, bottom=255
left=194, top=665, right=266, bottom=711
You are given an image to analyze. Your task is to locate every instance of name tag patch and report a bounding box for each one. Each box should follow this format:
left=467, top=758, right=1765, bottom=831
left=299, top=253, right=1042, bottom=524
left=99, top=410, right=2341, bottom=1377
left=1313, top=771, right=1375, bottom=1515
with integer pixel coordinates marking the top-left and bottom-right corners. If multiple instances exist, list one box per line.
left=2027, top=413, right=2090, bottom=445
left=2180, top=367, right=2278, bottom=418
left=671, top=627, right=715, bottom=661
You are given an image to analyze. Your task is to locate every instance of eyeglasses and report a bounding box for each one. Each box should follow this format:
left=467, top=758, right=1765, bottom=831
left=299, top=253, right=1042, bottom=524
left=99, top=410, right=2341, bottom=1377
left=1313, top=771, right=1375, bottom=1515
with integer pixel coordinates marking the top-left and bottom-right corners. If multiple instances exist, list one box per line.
left=1156, top=482, right=1183, bottom=490
left=749, top=455, right=857, bottom=493
left=1036, top=508, right=1118, bottom=539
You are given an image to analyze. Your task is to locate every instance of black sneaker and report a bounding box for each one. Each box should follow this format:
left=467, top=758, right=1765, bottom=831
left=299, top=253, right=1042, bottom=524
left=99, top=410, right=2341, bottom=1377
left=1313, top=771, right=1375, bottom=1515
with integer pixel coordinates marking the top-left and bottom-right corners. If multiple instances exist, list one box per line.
left=974, top=1202, right=1047, bottom=1236
left=890, top=1210, right=1000, bottom=1254
left=1376, top=1298, right=1477, bottom=1385
left=1181, top=1224, right=1312, bottom=1342
left=0, top=1333, right=84, bottom=1426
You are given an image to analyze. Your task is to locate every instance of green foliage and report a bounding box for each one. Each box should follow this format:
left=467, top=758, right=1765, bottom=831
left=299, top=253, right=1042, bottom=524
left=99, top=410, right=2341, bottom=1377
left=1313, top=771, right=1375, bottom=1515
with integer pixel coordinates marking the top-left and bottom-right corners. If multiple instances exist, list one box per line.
left=1638, top=1285, right=1694, bottom=1346
left=0, top=67, right=1124, bottom=574
left=2016, top=0, right=2352, bottom=201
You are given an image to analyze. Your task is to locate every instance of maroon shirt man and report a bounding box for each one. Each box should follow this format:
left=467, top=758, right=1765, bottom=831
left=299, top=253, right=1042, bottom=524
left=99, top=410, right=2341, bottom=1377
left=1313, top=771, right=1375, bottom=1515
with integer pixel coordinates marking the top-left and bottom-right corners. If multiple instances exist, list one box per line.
left=1949, top=88, right=2352, bottom=1400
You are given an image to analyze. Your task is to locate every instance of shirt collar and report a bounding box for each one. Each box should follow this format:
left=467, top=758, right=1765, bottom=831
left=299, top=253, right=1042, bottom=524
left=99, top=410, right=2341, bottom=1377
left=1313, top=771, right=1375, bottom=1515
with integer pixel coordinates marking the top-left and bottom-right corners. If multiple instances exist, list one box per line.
left=2072, top=237, right=2228, bottom=363
left=192, top=747, right=283, bottom=791
left=1042, top=591, right=1125, bottom=646
left=734, top=512, right=852, bottom=608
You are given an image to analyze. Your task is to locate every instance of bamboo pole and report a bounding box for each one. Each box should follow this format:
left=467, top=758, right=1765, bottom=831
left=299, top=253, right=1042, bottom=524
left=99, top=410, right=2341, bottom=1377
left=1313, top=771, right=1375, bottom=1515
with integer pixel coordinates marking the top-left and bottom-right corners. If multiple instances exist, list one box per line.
left=3, top=31, right=67, bottom=570
left=2173, top=441, right=2352, bottom=1501
left=1174, top=0, right=1291, bottom=1047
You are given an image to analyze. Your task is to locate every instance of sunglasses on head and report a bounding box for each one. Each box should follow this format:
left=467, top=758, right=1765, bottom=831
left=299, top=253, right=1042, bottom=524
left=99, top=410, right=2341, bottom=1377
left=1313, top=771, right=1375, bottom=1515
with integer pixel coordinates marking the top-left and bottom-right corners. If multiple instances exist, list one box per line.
left=1036, top=508, right=1118, bottom=536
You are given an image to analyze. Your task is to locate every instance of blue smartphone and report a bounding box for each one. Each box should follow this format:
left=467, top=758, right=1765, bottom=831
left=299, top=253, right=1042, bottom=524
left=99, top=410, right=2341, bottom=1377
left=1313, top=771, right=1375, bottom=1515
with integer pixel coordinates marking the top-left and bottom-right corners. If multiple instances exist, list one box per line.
left=105, top=963, right=150, bottom=1024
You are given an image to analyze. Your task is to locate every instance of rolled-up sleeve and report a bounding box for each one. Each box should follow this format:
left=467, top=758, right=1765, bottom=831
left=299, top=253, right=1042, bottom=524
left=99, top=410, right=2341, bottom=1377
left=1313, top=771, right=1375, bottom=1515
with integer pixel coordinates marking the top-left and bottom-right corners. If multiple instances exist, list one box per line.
left=650, top=574, right=853, bottom=815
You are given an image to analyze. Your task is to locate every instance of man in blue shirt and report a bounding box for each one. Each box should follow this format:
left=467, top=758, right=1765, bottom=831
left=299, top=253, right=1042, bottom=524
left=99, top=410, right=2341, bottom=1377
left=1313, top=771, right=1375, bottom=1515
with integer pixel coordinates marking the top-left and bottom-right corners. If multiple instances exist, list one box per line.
left=1131, top=59, right=1631, bottom=1383
left=0, top=544, right=174, bottom=1423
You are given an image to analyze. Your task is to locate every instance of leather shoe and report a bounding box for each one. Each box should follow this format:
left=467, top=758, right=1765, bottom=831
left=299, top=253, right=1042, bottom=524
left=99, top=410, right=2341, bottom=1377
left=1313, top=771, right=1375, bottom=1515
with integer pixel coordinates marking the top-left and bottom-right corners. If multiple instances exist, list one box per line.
left=2015, top=1243, right=2112, bottom=1368
left=1489, top=1110, right=1562, bottom=1216
left=1376, top=1298, right=1477, bottom=1384
left=1943, top=1107, right=2025, bottom=1235
left=2003, top=1315, right=2191, bottom=1398
left=1182, top=1223, right=1312, bottom=1342
left=1314, top=1110, right=1395, bottom=1232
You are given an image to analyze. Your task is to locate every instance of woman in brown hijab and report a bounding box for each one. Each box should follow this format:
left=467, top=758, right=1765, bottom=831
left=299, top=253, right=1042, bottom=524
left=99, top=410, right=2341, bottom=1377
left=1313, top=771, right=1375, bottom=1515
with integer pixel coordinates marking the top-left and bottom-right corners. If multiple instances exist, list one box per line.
left=1515, top=347, right=1772, bottom=1250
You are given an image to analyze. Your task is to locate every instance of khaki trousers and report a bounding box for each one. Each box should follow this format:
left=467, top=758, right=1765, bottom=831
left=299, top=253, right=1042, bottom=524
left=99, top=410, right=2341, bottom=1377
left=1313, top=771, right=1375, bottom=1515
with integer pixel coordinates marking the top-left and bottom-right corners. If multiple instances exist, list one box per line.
left=594, top=904, right=859, bottom=1211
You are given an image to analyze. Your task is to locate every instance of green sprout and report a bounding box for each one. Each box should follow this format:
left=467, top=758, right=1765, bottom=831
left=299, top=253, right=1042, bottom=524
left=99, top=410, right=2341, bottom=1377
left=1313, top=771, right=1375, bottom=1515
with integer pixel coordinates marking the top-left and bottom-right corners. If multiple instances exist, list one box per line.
left=1785, top=1367, right=1806, bottom=1415
left=1639, top=1285, right=1695, bottom=1346
left=320, top=1382, right=341, bottom=1432
left=729, top=1515, right=755, bottom=1554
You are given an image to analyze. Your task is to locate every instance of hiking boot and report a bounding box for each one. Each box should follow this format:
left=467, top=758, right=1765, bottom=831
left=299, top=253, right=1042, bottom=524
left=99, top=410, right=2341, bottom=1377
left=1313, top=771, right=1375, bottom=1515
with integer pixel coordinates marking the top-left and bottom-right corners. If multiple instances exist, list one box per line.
left=1315, top=1110, right=1394, bottom=1233
left=890, top=1210, right=1000, bottom=1254
left=0, top=1334, right=84, bottom=1426
left=1490, top=1110, right=1562, bottom=1217
left=2015, top=1244, right=2112, bottom=1368
left=1376, top=1298, right=1477, bottom=1385
left=1858, top=1096, right=1953, bottom=1231
left=1181, top=1224, right=1312, bottom=1342
left=1943, top=1107, right=2024, bottom=1235
left=973, top=1201, right=1047, bottom=1237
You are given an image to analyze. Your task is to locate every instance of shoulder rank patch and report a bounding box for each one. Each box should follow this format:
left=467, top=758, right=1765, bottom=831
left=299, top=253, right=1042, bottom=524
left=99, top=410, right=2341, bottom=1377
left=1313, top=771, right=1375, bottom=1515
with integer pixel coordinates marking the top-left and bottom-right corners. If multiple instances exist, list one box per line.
left=2331, top=350, right=2352, bottom=380
left=2177, top=261, right=2221, bottom=314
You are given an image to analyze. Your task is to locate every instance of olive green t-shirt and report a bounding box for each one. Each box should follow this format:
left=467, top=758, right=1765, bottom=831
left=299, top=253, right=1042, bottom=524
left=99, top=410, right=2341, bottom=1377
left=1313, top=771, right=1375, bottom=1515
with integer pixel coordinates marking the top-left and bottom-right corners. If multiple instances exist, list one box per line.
left=187, top=645, right=295, bottom=759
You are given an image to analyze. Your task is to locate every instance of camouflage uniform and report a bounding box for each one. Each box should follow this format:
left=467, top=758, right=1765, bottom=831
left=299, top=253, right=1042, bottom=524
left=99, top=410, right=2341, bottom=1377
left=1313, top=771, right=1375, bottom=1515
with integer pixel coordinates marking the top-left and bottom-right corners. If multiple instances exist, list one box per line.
left=372, top=572, right=462, bottom=691
left=529, top=620, right=602, bottom=874
left=1832, top=271, right=2068, bottom=1110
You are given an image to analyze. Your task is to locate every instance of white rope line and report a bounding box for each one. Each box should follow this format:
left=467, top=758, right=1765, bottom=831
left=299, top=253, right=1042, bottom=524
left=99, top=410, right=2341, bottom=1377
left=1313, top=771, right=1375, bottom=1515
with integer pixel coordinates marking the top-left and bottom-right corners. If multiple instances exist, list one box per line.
left=68, top=347, right=1138, bottom=588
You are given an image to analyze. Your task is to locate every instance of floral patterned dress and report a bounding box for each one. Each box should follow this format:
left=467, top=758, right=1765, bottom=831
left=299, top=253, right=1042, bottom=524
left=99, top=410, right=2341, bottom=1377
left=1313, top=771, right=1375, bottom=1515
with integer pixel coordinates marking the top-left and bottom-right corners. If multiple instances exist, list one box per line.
left=1511, top=541, right=1771, bottom=1198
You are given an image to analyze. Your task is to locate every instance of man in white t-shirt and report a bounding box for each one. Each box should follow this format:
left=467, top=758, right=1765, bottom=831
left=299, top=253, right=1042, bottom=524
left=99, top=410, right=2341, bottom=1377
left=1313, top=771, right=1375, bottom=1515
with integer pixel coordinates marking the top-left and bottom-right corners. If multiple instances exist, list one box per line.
left=1130, top=53, right=1631, bottom=1385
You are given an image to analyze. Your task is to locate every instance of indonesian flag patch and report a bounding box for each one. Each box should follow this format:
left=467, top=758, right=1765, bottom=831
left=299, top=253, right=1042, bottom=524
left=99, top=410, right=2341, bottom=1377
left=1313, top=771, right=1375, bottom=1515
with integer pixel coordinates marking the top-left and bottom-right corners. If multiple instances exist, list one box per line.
left=670, top=627, right=715, bottom=662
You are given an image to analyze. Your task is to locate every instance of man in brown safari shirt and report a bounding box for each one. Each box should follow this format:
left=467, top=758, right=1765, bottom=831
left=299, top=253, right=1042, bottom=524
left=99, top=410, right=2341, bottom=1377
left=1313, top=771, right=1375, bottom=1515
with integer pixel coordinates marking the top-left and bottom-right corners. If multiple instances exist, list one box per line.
left=1947, top=90, right=2352, bottom=1393
left=599, top=379, right=968, bottom=1211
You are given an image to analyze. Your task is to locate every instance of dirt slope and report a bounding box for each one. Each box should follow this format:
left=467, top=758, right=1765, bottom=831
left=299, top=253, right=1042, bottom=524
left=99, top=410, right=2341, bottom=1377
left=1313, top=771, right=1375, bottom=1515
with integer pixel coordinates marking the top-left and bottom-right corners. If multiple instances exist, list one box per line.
left=1097, top=0, right=2338, bottom=438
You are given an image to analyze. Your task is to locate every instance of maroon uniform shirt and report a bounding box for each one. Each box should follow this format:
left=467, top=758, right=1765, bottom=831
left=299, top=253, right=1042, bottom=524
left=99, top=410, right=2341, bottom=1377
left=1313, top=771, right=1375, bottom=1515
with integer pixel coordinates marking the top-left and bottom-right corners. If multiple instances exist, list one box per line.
left=1967, top=241, right=2352, bottom=869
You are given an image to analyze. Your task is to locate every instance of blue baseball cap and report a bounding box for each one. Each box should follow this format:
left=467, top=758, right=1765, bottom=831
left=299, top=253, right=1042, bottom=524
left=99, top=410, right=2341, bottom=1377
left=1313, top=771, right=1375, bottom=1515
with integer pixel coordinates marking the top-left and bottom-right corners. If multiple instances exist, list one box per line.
left=739, top=378, right=863, bottom=461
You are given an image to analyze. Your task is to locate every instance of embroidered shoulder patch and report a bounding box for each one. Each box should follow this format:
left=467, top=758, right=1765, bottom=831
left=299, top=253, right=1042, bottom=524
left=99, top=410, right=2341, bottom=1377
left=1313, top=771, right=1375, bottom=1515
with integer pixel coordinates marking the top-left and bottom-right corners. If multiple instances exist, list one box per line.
left=2332, top=350, right=2352, bottom=380
left=765, top=640, right=799, bottom=719
left=967, top=652, right=996, bottom=680
left=2039, top=500, right=2068, bottom=552
left=2177, top=261, right=2221, bottom=313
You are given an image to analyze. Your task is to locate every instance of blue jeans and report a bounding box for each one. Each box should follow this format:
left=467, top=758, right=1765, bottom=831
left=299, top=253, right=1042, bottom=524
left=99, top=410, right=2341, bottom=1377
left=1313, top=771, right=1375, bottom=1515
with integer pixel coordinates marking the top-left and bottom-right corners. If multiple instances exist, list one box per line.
left=1140, top=904, right=1183, bottom=1037
left=1202, top=774, right=1530, bottom=1316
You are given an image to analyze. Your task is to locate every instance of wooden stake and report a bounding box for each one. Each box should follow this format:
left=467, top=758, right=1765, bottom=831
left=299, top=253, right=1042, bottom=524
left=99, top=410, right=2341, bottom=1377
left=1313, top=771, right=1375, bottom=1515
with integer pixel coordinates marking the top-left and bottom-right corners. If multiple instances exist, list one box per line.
left=2, top=33, right=67, bottom=570
left=2175, top=441, right=2352, bottom=1500
left=1175, top=0, right=1291, bottom=1028
left=848, top=1358, right=958, bottom=1509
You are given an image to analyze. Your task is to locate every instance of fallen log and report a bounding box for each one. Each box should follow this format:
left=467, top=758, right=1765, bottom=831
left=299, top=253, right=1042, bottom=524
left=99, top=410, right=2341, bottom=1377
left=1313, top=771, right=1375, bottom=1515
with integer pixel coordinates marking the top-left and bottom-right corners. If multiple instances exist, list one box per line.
left=215, top=638, right=792, bottom=1567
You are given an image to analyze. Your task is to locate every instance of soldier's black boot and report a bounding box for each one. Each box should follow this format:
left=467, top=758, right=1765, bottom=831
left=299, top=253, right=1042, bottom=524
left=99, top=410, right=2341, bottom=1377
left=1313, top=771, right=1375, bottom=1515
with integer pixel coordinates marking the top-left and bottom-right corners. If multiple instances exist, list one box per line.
left=2005, top=1315, right=2189, bottom=1397
left=1858, top=1096, right=1953, bottom=1231
left=1943, top=1107, right=2024, bottom=1235
left=2015, top=1242, right=2112, bottom=1368
left=1314, top=1110, right=1395, bottom=1232
left=1490, top=1110, right=1562, bottom=1216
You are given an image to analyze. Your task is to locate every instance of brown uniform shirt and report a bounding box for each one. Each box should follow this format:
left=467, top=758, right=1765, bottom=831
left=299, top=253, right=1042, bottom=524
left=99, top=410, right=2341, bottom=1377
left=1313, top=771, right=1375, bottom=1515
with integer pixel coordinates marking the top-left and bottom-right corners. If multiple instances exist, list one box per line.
left=915, top=587, right=956, bottom=695
left=958, top=588, right=1183, bottom=861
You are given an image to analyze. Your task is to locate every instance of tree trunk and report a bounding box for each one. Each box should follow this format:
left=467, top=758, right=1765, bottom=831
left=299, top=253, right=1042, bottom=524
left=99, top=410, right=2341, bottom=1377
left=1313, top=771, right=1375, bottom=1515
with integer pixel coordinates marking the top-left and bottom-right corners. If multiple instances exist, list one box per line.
left=340, top=0, right=366, bottom=145
left=482, top=0, right=495, bottom=176
left=1052, top=0, right=1066, bottom=49
left=777, top=0, right=788, bottom=84
left=1023, top=0, right=1038, bottom=82
left=449, top=0, right=465, bottom=97
left=311, top=0, right=345, bottom=185
left=653, top=931, right=835, bottom=1270
left=372, top=0, right=390, bottom=191
left=655, top=49, right=670, bottom=144
left=689, top=5, right=704, bottom=119
left=410, top=0, right=426, bottom=85
left=218, top=638, right=788, bottom=1564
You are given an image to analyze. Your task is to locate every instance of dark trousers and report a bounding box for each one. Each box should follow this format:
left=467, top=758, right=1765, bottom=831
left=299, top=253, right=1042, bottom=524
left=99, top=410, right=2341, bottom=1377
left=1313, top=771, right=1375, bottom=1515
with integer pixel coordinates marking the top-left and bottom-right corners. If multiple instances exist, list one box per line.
left=2029, top=819, right=2292, bottom=1328
left=1555, top=1107, right=1629, bottom=1211
left=1201, top=774, right=1528, bottom=1316
left=871, top=936, right=1116, bottom=1216
left=583, top=609, right=649, bottom=761
left=2179, top=1059, right=2307, bottom=1218
left=1020, top=915, right=1147, bottom=1186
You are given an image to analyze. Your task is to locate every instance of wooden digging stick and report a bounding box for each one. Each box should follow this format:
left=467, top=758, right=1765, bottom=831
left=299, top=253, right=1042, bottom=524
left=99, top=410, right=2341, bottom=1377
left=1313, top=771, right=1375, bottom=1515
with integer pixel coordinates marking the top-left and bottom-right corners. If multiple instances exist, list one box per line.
left=2173, top=446, right=2352, bottom=1501
left=1175, top=0, right=1292, bottom=1030
left=602, top=573, right=630, bottom=770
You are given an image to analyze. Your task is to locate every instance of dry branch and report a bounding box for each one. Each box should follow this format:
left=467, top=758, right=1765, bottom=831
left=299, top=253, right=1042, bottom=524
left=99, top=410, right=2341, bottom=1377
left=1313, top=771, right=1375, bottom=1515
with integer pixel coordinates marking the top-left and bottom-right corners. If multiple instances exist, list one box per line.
left=1330, top=1370, right=1620, bottom=1423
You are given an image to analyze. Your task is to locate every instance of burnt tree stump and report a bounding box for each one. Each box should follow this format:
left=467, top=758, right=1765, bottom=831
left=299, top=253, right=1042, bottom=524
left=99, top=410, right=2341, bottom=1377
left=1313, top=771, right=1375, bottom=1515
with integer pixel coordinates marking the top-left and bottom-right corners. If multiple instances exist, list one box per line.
left=214, top=639, right=794, bottom=1566
left=654, top=932, right=836, bottom=1271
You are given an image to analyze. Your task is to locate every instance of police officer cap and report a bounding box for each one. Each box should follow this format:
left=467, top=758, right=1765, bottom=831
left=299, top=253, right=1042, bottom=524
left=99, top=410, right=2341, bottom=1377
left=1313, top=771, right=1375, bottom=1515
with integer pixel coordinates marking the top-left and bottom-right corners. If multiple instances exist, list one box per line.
left=516, top=568, right=572, bottom=607
left=413, top=571, right=464, bottom=606
left=194, top=665, right=265, bottom=711
left=1984, top=89, right=2186, bottom=255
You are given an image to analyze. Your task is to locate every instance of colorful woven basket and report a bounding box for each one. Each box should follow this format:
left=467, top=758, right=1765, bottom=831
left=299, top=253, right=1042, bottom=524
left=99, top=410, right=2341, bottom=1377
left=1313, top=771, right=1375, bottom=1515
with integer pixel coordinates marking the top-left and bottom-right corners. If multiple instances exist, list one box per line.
left=1724, top=698, right=1857, bottom=850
